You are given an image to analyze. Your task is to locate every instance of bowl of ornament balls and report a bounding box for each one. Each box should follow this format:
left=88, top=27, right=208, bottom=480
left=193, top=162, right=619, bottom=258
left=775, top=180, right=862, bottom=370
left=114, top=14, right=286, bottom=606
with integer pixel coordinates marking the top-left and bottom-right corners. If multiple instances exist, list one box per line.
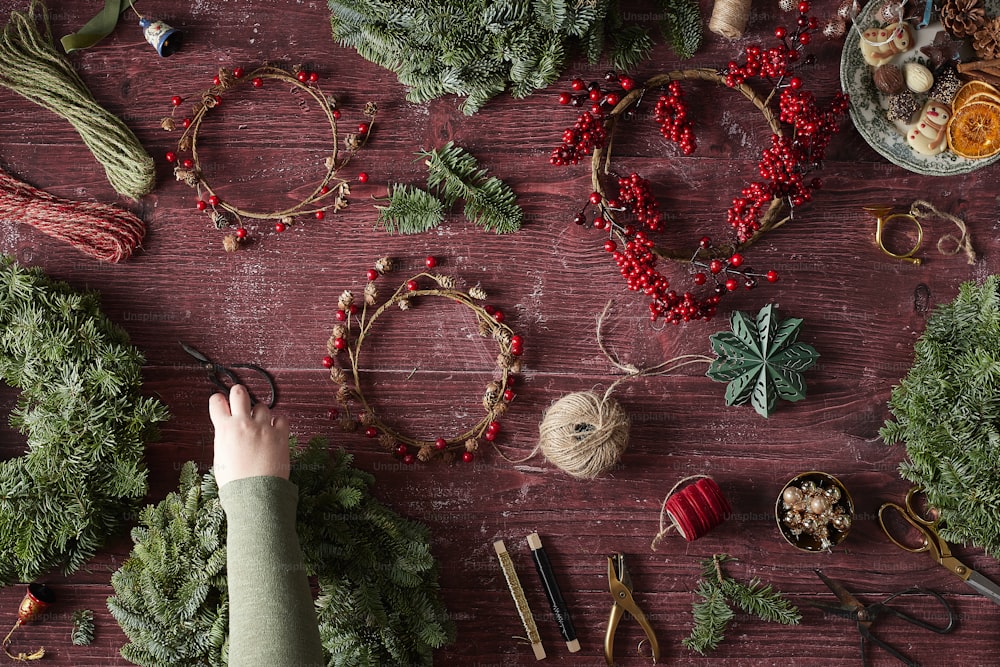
left=776, top=471, right=855, bottom=552
left=840, top=0, right=1000, bottom=175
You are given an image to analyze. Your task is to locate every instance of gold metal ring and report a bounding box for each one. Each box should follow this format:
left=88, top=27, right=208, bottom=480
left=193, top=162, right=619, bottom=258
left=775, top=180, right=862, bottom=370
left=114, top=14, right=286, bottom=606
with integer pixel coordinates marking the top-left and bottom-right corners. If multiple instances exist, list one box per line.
left=864, top=205, right=923, bottom=265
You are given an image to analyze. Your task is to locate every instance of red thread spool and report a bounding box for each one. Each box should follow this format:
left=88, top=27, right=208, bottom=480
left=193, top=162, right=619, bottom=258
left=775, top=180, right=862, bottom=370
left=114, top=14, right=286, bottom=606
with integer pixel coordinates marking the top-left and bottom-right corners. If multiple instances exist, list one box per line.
left=652, top=476, right=730, bottom=549
left=665, top=477, right=731, bottom=540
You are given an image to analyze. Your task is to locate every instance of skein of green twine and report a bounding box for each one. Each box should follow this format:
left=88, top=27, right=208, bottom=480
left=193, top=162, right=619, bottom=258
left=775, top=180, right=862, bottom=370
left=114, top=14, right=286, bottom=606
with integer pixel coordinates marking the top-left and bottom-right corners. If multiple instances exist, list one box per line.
left=0, top=0, right=155, bottom=200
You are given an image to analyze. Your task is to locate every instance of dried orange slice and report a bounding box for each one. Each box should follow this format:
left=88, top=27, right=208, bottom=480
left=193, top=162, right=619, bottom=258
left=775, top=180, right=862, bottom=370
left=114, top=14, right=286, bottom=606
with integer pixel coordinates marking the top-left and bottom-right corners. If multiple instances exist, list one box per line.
left=966, top=91, right=1000, bottom=106
left=947, top=101, right=1000, bottom=159
left=952, top=81, right=1000, bottom=111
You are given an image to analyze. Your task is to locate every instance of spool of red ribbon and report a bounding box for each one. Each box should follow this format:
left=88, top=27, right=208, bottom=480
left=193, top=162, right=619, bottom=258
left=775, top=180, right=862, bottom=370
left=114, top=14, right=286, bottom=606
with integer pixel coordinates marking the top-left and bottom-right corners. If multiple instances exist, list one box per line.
left=651, top=476, right=731, bottom=549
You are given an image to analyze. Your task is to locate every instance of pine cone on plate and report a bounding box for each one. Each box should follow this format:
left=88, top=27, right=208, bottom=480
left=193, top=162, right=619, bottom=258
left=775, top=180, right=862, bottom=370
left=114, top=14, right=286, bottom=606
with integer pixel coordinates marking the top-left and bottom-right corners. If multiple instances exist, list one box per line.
left=941, top=0, right=986, bottom=38
left=974, top=17, right=1000, bottom=60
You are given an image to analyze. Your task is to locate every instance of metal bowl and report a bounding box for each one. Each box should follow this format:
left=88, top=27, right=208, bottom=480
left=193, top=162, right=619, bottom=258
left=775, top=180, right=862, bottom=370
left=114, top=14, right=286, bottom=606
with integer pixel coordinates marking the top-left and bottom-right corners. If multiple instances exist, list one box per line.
left=775, top=471, right=854, bottom=552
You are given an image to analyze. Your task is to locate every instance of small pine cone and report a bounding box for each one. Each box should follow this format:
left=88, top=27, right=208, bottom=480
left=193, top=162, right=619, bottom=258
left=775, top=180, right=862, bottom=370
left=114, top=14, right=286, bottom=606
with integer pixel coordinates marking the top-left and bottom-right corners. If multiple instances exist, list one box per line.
left=339, top=182, right=351, bottom=196
left=336, top=385, right=354, bottom=403
left=216, top=67, right=237, bottom=89
left=374, top=256, right=394, bottom=273
left=398, top=298, right=411, bottom=311
left=483, top=381, right=502, bottom=409
left=338, top=290, right=354, bottom=310
left=973, top=18, right=1000, bottom=60
left=822, top=18, right=846, bottom=39
left=433, top=274, right=455, bottom=289
left=203, top=93, right=220, bottom=108
left=497, top=352, right=514, bottom=370
left=364, top=282, right=378, bottom=305
left=210, top=211, right=230, bottom=229
left=379, top=433, right=396, bottom=449
left=339, top=416, right=357, bottom=432
left=363, top=101, right=378, bottom=117
left=941, top=0, right=986, bottom=38
left=329, top=367, right=346, bottom=384
left=327, top=95, right=338, bottom=110
left=778, top=0, right=795, bottom=10
left=345, top=133, right=362, bottom=150
left=325, top=155, right=336, bottom=170
left=417, top=446, right=434, bottom=462
left=326, top=336, right=338, bottom=355
left=222, top=234, right=239, bottom=252
left=161, top=117, right=176, bottom=131
left=510, top=359, right=523, bottom=374
left=359, top=411, right=376, bottom=426
left=332, top=324, right=347, bottom=340
left=465, top=438, right=479, bottom=452
left=491, top=402, right=508, bottom=417
left=173, top=167, right=199, bottom=187
left=468, top=286, right=487, bottom=300
left=280, top=216, right=293, bottom=226
left=494, top=329, right=512, bottom=345
left=478, top=320, right=492, bottom=337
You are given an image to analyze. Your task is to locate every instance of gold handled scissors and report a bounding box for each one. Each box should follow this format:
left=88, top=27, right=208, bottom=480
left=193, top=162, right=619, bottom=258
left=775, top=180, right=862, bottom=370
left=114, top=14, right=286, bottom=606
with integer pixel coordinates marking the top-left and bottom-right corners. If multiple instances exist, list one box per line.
left=605, top=553, right=660, bottom=665
left=879, top=486, right=1000, bottom=607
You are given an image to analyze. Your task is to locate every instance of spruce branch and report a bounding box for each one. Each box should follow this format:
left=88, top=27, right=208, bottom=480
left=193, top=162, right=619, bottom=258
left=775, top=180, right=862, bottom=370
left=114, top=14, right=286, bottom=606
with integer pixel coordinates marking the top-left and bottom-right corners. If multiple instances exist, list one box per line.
left=656, top=0, right=703, bottom=60
left=71, top=609, right=95, bottom=646
left=374, top=184, right=445, bottom=234
left=684, top=554, right=800, bottom=655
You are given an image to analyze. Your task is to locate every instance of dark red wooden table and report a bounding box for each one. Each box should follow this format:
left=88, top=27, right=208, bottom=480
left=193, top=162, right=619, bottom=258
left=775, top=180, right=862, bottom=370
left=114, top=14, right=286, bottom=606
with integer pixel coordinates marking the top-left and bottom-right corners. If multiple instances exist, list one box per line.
left=1, top=1, right=998, bottom=665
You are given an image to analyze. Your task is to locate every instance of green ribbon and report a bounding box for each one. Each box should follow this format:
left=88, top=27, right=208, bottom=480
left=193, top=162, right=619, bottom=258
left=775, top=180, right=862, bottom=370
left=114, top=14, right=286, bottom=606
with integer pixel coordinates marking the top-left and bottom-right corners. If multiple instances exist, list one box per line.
left=60, top=0, right=137, bottom=53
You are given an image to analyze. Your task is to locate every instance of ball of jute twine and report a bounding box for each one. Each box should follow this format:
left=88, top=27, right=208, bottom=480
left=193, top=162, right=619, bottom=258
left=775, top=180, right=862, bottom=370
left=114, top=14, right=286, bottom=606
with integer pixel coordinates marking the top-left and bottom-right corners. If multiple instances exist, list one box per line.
left=709, top=0, right=752, bottom=39
left=528, top=301, right=712, bottom=478
left=538, top=388, right=630, bottom=479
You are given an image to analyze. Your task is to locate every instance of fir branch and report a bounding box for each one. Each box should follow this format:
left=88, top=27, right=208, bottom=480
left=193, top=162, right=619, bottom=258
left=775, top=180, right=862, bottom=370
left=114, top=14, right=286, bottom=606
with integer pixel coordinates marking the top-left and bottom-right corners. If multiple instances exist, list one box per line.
left=684, top=554, right=800, bottom=655
left=374, top=184, right=445, bottom=234
left=656, top=0, right=703, bottom=60
left=71, top=609, right=95, bottom=646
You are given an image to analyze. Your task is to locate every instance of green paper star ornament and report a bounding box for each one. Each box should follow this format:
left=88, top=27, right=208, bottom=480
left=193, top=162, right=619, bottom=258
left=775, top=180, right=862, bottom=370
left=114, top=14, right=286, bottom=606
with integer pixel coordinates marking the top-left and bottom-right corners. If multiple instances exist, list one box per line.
left=706, top=304, right=819, bottom=418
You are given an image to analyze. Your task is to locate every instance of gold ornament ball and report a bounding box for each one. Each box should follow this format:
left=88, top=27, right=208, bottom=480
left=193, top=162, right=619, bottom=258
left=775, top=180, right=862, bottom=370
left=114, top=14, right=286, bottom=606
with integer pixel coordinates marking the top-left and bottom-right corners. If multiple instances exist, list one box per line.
left=809, top=496, right=829, bottom=515
left=783, top=486, right=803, bottom=505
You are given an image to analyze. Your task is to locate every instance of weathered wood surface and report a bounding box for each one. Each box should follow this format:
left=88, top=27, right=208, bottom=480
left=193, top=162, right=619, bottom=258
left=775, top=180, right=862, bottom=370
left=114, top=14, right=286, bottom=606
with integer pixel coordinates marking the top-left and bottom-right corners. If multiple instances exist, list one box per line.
left=1, top=0, right=999, bottom=664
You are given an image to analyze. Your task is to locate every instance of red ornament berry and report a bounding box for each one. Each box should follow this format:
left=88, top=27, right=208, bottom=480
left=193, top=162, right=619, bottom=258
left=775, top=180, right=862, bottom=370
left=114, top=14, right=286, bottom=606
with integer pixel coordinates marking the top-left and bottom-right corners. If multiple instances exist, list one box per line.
left=725, top=278, right=739, bottom=291
left=434, top=437, right=448, bottom=451
left=275, top=221, right=287, bottom=233
left=461, top=451, right=474, bottom=463
left=486, top=421, right=500, bottom=435
left=699, top=236, right=712, bottom=249
left=406, top=279, right=418, bottom=291
left=358, top=122, right=370, bottom=135
left=182, top=158, right=194, bottom=169
left=403, top=453, right=416, bottom=465
left=349, top=304, right=358, bottom=314
left=559, top=92, right=572, bottom=105
left=196, top=200, right=207, bottom=211
left=251, top=77, right=263, bottom=88
left=571, top=78, right=585, bottom=91
left=798, top=1, right=810, bottom=12
left=358, top=172, right=369, bottom=183
left=213, top=76, right=221, bottom=86
left=315, top=210, right=325, bottom=220
left=693, top=272, right=707, bottom=285
left=366, top=269, right=379, bottom=281
left=235, top=227, right=248, bottom=239
left=332, top=109, right=341, bottom=120
left=709, top=259, right=724, bottom=274
left=182, top=117, right=192, bottom=128
left=170, top=95, right=183, bottom=106
left=296, top=70, right=309, bottom=82
left=503, top=389, right=515, bottom=401
left=165, top=151, right=177, bottom=163
left=604, top=239, right=617, bottom=253
left=327, top=407, right=339, bottom=420
left=766, top=270, right=780, bottom=283
left=333, top=336, right=347, bottom=350
left=322, top=356, right=334, bottom=368
left=395, top=444, right=409, bottom=457
left=729, top=253, right=744, bottom=268
left=589, top=191, right=602, bottom=205
left=364, top=426, right=378, bottom=438
left=606, top=92, right=620, bottom=106
left=619, top=76, right=636, bottom=91
left=335, top=309, right=347, bottom=322
left=484, top=430, right=497, bottom=442
left=208, top=195, right=220, bottom=206
left=775, top=26, right=787, bottom=39
left=424, top=256, right=438, bottom=270
left=232, top=67, right=245, bottom=78
left=493, top=310, right=505, bottom=323
left=308, top=72, right=319, bottom=83
left=511, top=335, right=523, bottom=347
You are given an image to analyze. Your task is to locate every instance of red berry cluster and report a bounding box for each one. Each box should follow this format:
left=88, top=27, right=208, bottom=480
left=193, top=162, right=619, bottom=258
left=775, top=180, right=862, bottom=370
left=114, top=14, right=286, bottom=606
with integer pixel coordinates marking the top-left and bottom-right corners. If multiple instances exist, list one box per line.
left=654, top=82, right=696, bottom=155
left=550, top=72, right=636, bottom=166
left=724, top=2, right=818, bottom=87
left=617, top=174, right=666, bottom=232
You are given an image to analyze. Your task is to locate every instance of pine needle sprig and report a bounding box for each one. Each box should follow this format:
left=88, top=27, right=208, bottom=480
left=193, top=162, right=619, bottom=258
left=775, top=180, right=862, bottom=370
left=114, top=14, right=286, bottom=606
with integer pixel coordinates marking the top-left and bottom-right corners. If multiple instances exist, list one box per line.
left=683, top=554, right=800, bottom=655
left=71, top=609, right=95, bottom=646
left=374, top=184, right=445, bottom=234
left=656, top=0, right=703, bottom=60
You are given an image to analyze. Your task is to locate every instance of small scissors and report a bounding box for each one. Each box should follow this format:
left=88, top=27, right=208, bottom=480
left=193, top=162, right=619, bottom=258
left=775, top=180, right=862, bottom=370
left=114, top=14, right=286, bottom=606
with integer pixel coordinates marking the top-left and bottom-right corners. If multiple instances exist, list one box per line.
left=879, top=486, right=1000, bottom=608
left=605, top=553, right=660, bottom=665
left=812, top=570, right=954, bottom=667
left=180, top=341, right=277, bottom=408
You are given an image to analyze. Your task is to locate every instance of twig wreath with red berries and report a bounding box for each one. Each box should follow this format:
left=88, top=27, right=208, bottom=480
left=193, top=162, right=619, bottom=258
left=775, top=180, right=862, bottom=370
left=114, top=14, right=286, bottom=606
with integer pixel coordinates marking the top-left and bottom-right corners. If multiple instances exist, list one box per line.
left=551, top=5, right=848, bottom=324
left=162, top=64, right=375, bottom=250
left=323, top=257, right=523, bottom=464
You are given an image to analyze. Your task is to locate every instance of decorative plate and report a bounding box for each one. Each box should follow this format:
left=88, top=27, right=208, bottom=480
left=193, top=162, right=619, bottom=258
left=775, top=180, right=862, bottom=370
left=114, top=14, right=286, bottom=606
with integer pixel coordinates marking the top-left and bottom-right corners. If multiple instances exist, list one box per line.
left=840, top=4, right=1000, bottom=175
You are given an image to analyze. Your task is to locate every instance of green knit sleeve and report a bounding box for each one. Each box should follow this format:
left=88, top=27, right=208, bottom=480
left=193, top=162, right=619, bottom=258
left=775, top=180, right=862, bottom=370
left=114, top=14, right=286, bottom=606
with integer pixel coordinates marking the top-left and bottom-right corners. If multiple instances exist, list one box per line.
left=218, top=476, right=325, bottom=667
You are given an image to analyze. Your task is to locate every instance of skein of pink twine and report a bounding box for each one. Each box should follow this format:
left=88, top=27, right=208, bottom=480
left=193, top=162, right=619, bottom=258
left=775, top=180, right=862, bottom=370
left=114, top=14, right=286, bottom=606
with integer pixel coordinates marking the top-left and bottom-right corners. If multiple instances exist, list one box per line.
left=0, top=167, right=144, bottom=263
left=651, top=476, right=731, bottom=549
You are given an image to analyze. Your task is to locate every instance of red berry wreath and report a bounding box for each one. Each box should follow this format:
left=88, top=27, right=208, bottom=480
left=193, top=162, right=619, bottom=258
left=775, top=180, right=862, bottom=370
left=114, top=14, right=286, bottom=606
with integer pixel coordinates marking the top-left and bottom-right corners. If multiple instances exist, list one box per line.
left=551, top=9, right=848, bottom=324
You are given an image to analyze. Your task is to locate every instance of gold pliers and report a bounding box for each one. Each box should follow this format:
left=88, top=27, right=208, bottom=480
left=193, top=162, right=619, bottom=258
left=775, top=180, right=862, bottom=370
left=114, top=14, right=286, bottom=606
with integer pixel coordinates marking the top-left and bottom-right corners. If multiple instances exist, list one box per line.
left=605, top=553, right=660, bottom=665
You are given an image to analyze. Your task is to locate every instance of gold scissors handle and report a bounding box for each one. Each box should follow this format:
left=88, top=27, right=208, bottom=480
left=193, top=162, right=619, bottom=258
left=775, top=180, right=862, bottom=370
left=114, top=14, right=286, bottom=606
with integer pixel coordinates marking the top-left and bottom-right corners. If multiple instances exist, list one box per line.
left=605, top=555, right=660, bottom=665
left=878, top=487, right=972, bottom=581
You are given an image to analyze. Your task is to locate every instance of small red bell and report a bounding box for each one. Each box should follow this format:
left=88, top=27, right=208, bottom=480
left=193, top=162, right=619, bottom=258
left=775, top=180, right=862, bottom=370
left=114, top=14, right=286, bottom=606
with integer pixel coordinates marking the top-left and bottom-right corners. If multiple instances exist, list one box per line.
left=3, top=583, right=53, bottom=662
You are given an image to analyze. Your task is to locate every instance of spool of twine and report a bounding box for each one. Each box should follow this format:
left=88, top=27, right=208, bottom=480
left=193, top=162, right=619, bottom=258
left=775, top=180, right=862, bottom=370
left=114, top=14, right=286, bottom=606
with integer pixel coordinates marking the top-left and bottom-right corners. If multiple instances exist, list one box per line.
left=537, top=390, right=629, bottom=479
left=709, top=0, right=752, bottom=39
left=651, top=476, right=731, bottom=549
left=0, top=1, right=155, bottom=200
left=0, top=167, right=145, bottom=262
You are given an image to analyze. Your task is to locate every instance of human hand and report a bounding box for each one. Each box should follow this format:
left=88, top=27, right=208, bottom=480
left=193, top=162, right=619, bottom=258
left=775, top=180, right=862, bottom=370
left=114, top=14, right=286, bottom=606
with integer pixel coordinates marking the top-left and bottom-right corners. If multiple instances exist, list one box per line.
left=209, top=384, right=290, bottom=488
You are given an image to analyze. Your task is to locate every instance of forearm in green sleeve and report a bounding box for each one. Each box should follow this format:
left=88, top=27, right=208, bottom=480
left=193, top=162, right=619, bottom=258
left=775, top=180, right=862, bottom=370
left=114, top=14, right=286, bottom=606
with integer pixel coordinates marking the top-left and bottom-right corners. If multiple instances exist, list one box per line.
left=219, top=476, right=325, bottom=667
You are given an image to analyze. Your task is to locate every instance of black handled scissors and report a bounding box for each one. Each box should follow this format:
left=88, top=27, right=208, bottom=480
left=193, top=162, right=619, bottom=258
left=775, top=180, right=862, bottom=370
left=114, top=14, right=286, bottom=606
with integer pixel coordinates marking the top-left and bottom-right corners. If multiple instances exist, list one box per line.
left=879, top=486, right=1000, bottom=608
left=812, top=570, right=954, bottom=667
left=180, top=341, right=277, bottom=408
